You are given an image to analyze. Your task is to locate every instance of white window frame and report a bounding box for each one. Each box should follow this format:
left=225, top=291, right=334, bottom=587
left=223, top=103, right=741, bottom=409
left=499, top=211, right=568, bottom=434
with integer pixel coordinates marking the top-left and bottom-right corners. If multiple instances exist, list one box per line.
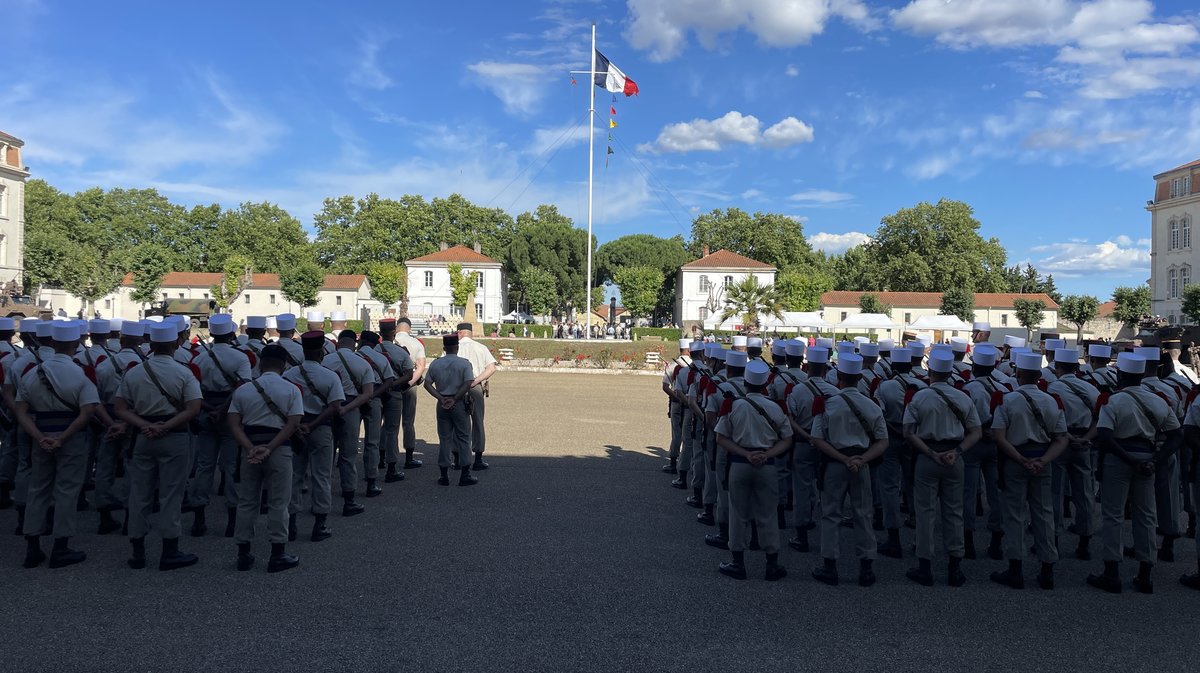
left=476, top=272, right=484, bottom=289
left=424, top=270, right=434, bottom=288
left=1170, top=219, right=1179, bottom=250
left=698, top=275, right=711, bottom=293
left=475, top=302, right=483, bottom=319
left=1183, top=265, right=1192, bottom=292
left=335, top=295, right=342, bottom=306
left=699, top=306, right=708, bottom=321
left=1001, top=313, right=1008, bottom=326
left=0, top=184, right=7, bottom=218
left=724, top=275, right=733, bottom=288
left=1169, top=267, right=1178, bottom=299
left=1184, top=216, right=1192, bottom=249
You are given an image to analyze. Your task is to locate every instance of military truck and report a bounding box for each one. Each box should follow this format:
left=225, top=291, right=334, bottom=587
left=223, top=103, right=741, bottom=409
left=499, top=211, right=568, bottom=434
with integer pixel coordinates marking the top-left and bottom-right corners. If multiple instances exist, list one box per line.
left=146, top=298, right=218, bottom=331
left=1, top=294, right=40, bottom=319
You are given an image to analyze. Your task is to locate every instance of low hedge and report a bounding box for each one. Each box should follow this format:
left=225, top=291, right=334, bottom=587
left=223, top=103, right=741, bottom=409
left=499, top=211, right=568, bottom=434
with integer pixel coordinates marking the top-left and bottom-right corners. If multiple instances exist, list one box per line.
left=482, top=323, right=556, bottom=339
left=632, top=327, right=685, bottom=341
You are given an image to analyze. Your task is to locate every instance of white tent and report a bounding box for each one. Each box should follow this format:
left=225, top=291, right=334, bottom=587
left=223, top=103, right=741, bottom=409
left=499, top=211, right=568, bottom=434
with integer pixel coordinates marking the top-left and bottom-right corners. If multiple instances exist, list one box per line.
left=906, top=314, right=972, bottom=331
left=772, top=311, right=835, bottom=330
left=705, top=311, right=835, bottom=332
left=501, top=310, right=533, bottom=323
left=837, top=313, right=901, bottom=330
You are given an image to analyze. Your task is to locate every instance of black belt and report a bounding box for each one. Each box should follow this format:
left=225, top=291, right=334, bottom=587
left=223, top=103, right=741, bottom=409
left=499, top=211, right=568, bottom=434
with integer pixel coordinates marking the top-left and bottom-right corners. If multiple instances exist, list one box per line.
left=33, top=409, right=75, bottom=433
left=1118, top=438, right=1155, bottom=453
left=729, top=452, right=775, bottom=465
left=302, top=413, right=330, bottom=428
left=1068, top=427, right=1090, bottom=435
left=838, top=447, right=869, bottom=457
left=244, top=424, right=290, bottom=447
left=925, top=440, right=961, bottom=453
left=1016, top=443, right=1050, bottom=458
left=202, top=390, right=232, bottom=402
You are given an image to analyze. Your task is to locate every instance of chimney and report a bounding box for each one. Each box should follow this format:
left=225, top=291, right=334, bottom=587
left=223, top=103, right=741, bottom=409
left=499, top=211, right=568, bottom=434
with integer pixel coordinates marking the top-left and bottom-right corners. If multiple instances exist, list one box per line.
left=439, top=241, right=448, bottom=251
left=702, top=245, right=710, bottom=257
left=473, top=242, right=482, bottom=254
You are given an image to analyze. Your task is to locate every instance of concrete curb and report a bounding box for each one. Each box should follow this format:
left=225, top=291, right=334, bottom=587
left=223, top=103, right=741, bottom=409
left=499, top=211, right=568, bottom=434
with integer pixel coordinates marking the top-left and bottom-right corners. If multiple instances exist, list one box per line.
left=496, top=366, right=663, bottom=376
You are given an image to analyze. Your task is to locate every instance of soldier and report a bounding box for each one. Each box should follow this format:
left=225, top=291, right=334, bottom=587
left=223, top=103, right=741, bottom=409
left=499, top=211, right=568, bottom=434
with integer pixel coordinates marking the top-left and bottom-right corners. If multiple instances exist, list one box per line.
left=6, top=319, right=56, bottom=535
left=15, top=322, right=100, bottom=568
left=902, top=351, right=982, bottom=587
left=373, top=320, right=416, bottom=483
left=1084, top=344, right=1118, bottom=391
left=949, top=337, right=971, bottom=377
left=186, top=314, right=252, bottom=538
left=1039, top=338, right=1066, bottom=382
left=715, top=360, right=792, bottom=581
left=746, top=337, right=764, bottom=361
left=306, top=311, right=335, bottom=357
left=171, top=316, right=199, bottom=365
left=856, top=342, right=880, bottom=396
left=283, top=331, right=345, bottom=542
left=115, top=323, right=203, bottom=571
left=971, top=321, right=992, bottom=347
left=689, top=344, right=719, bottom=526
left=0, top=316, right=24, bottom=509
left=989, top=352, right=1069, bottom=590
left=997, top=336, right=1026, bottom=377
left=873, top=347, right=927, bottom=557
left=824, top=342, right=855, bottom=385
left=1165, top=339, right=1199, bottom=385
left=675, top=341, right=706, bottom=503
left=322, top=330, right=376, bottom=516
left=785, top=347, right=838, bottom=552
left=274, top=313, right=303, bottom=368
left=423, top=334, right=478, bottom=486
left=1087, top=352, right=1182, bottom=594
left=1181, top=393, right=1200, bottom=590
left=662, top=338, right=692, bottom=475
left=960, top=345, right=1009, bottom=560
left=768, top=341, right=807, bottom=403
left=243, top=316, right=270, bottom=375
left=91, top=319, right=145, bottom=535
left=388, top=318, right=427, bottom=470
left=908, top=341, right=929, bottom=380
left=456, top=323, right=497, bottom=470
left=265, top=316, right=279, bottom=341
left=228, top=344, right=303, bottom=573
left=1047, top=347, right=1100, bottom=559
left=356, top=330, right=397, bottom=497
left=809, top=354, right=888, bottom=587
left=769, top=340, right=787, bottom=370
left=699, top=346, right=732, bottom=548
left=1137, top=347, right=1186, bottom=562
left=730, top=335, right=747, bottom=352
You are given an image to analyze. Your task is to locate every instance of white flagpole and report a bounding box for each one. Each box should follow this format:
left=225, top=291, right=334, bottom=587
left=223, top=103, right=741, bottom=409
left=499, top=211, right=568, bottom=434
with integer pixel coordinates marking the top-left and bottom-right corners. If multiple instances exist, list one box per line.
left=585, top=22, right=596, bottom=340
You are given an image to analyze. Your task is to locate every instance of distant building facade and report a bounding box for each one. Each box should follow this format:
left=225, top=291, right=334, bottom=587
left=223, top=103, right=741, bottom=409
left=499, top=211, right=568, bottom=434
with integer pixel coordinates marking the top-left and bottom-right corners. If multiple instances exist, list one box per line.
left=405, top=244, right=504, bottom=323
left=675, top=247, right=777, bottom=326
left=1148, top=158, right=1200, bottom=324
left=0, top=131, right=27, bottom=287
left=820, top=291, right=1061, bottom=339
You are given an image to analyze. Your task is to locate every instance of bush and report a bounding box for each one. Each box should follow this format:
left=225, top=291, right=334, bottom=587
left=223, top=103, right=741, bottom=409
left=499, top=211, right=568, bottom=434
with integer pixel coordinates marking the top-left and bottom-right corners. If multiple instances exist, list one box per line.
left=483, top=323, right=556, bottom=338
left=632, top=327, right=685, bottom=341
left=294, top=319, right=364, bottom=333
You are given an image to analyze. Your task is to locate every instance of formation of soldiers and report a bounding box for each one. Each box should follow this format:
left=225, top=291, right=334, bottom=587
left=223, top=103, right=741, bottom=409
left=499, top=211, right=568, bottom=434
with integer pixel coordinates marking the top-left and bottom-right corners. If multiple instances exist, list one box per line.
left=663, top=325, right=1200, bottom=593
left=1, top=313, right=496, bottom=572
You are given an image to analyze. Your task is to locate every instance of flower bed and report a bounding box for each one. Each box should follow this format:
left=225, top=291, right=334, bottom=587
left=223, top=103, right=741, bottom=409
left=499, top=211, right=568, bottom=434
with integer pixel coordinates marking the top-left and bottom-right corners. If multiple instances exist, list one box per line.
left=422, top=338, right=667, bottom=370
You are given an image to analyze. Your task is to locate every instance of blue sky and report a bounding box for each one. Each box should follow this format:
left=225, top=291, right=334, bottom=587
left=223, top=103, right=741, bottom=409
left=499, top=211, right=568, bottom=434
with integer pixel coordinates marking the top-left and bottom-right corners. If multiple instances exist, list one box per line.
left=7, top=0, right=1200, bottom=298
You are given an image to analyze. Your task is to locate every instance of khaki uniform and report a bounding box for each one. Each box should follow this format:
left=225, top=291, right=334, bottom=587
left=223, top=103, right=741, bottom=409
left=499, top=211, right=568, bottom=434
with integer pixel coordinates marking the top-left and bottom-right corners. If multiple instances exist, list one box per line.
left=875, top=373, right=927, bottom=530
left=357, top=346, right=395, bottom=481
left=903, top=382, right=981, bottom=560
left=664, top=355, right=690, bottom=464
left=811, top=390, right=887, bottom=560
left=674, top=362, right=704, bottom=489
left=187, top=343, right=253, bottom=512
left=5, top=347, right=54, bottom=509
left=283, top=361, right=345, bottom=516
left=425, top=354, right=476, bottom=469
left=0, top=343, right=24, bottom=492
left=715, top=392, right=792, bottom=554
left=1047, top=375, right=1100, bottom=536
left=91, top=347, right=143, bottom=513
left=322, top=348, right=378, bottom=495
left=393, top=332, right=426, bottom=458
left=229, top=372, right=303, bottom=544
left=1143, top=376, right=1185, bottom=539
left=1182, top=398, right=1200, bottom=551
left=375, top=341, right=414, bottom=466
left=118, top=355, right=203, bottom=540
left=786, top=377, right=840, bottom=530
left=17, top=354, right=100, bottom=539
left=706, top=376, right=745, bottom=525
left=962, top=374, right=1009, bottom=536
left=992, top=385, right=1067, bottom=563
left=458, top=337, right=497, bottom=458
left=275, top=338, right=304, bottom=369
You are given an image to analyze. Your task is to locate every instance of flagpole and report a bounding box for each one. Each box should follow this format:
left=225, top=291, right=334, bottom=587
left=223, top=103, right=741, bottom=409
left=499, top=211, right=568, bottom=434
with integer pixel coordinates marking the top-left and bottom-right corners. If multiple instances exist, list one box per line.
left=585, top=22, right=596, bottom=341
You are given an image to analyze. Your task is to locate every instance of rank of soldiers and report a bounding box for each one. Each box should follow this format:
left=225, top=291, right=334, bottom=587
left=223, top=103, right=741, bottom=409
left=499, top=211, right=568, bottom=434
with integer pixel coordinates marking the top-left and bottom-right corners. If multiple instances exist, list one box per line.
left=662, top=324, right=1200, bottom=593
left=1, top=313, right=497, bottom=573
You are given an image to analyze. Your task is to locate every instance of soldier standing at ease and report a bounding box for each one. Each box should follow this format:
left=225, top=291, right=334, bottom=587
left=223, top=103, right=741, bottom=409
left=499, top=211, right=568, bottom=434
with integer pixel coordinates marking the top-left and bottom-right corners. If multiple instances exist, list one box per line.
left=283, top=331, right=345, bottom=542
left=714, top=360, right=792, bottom=581
left=785, top=347, right=838, bottom=553
left=15, top=322, right=100, bottom=568
left=91, top=319, right=145, bottom=535
left=322, top=330, right=376, bottom=517
left=1087, top=353, right=1182, bottom=594
left=388, top=318, right=427, bottom=469
left=115, top=323, right=203, bottom=571
left=1180, top=392, right=1200, bottom=590
left=456, top=323, right=497, bottom=470
left=676, top=341, right=707, bottom=503
left=989, top=352, right=1069, bottom=590
left=356, top=331, right=396, bottom=498
left=662, top=339, right=691, bottom=475
left=873, top=347, right=927, bottom=557
left=424, top=334, right=478, bottom=486
left=809, top=354, right=888, bottom=587
left=959, top=345, right=1008, bottom=560
left=1047, top=347, right=1100, bottom=559
left=372, top=323, right=416, bottom=483
left=903, top=351, right=982, bottom=587
left=228, top=345, right=303, bottom=573
left=274, top=314, right=303, bottom=368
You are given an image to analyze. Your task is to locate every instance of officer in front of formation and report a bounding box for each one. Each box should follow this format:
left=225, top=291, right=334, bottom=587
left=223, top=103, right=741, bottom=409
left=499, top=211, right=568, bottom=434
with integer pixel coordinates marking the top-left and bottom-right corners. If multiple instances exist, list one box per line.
left=423, top=334, right=478, bottom=487
left=283, top=330, right=345, bottom=543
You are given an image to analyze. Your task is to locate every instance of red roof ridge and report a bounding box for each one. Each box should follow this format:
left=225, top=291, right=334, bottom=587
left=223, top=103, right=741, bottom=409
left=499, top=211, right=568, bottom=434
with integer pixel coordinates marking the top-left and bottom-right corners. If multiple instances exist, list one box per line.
left=1155, top=158, right=1200, bottom=178
left=820, top=290, right=1060, bottom=310
left=681, top=249, right=774, bottom=269
left=407, top=245, right=500, bottom=265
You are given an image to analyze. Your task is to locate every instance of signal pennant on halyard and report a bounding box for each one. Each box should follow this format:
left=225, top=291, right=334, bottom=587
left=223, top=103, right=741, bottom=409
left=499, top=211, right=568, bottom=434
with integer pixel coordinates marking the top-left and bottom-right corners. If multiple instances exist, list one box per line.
left=594, top=50, right=639, bottom=97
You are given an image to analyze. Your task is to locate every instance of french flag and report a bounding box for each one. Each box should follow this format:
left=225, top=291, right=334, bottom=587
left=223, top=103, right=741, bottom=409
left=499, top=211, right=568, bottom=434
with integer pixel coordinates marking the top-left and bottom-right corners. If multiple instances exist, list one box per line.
left=594, top=50, right=638, bottom=97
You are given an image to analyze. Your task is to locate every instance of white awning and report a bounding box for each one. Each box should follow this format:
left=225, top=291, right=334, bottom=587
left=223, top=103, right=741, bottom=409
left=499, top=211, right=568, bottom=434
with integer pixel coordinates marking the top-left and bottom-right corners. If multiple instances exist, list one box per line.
left=906, top=314, right=972, bottom=331
left=837, top=313, right=901, bottom=330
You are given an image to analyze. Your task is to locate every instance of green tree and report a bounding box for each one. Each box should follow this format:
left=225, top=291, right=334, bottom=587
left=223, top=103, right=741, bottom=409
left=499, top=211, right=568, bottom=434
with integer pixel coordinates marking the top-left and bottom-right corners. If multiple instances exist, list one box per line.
left=129, top=245, right=173, bottom=308
left=1182, top=286, right=1200, bottom=323
left=689, top=208, right=818, bottom=271
left=517, top=266, right=557, bottom=317
left=506, top=205, right=593, bottom=313
left=211, top=255, right=253, bottom=310
left=830, top=245, right=880, bottom=291
left=1111, top=285, right=1152, bottom=326
left=1013, top=298, right=1048, bottom=341
left=595, top=234, right=690, bottom=321
left=612, top=266, right=664, bottom=321
left=368, top=262, right=406, bottom=309
left=858, top=293, right=892, bottom=316
left=447, top=263, right=478, bottom=309
left=775, top=269, right=832, bottom=311
left=280, top=261, right=325, bottom=309
left=1059, top=294, right=1101, bottom=342
left=720, top=276, right=785, bottom=334
left=211, top=202, right=311, bottom=273
left=939, top=287, right=976, bottom=323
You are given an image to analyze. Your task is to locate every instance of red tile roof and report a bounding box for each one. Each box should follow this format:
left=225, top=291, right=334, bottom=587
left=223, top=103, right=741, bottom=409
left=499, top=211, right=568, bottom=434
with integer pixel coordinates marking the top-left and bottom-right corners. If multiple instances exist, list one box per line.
left=681, top=249, right=774, bottom=270
left=0, top=130, right=23, bottom=145
left=407, top=245, right=500, bottom=265
left=593, top=304, right=626, bottom=320
left=821, top=291, right=1060, bottom=310
left=1098, top=300, right=1116, bottom=317
left=1154, top=158, right=1200, bottom=178
left=122, top=272, right=368, bottom=291
left=322, top=274, right=368, bottom=290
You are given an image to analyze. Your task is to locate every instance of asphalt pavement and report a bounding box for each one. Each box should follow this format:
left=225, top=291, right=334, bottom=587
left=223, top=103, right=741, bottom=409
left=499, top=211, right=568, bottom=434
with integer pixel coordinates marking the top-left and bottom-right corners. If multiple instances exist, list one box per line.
left=1, top=371, right=1197, bottom=672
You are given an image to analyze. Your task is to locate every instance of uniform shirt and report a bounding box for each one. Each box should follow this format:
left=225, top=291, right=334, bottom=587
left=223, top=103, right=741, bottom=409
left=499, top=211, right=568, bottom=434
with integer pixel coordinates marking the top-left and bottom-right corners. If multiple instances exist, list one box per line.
left=1085, top=365, right=1119, bottom=391
left=228, top=371, right=303, bottom=430
left=117, top=354, right=203, bottom=417
left=811, top=389, right=887, bottom=450
left=457, top=337, right=497, bottom=379
left=714, top=392, right=792, bottom=450
left=0, top=340, right=20, bottom=359
left=952, top=360, right=971, bottom=376
left=193, top=343, right=253, bottom=394
left=875, top=373, right=928, bottom=427
left=992, top=385, right=1068, bottom=446
left=664, top=354, right=691, bottom=400
left=785, top=376, right=839, bottom=433
left=1048, top=375, right=1100, bottom=431
left=282, top=361, right=346, bottom=417
left=857, top=364, right=880, bottom=397
left=963, top=374, right=1011, bottom=427
left=375, top=341, right=415, bottom=391
left=767, top=367, right=807, bottom=402
left=322, top=347, right=378, bottom=398
left=705, top=376, right=747, bottom=415
left=673, top=361, right=705, bottom=398
left=425, top=353, right=475, bottom=397
left=95, top=348, right=144, bottom=404
left=393, top=332, right=426, bottom=365
left=1039, top=366, right=1059, bottom=383
left=358, top=346, right=396, bottom=389
left=275, top=338, right=304, bottom=368
left=5, top=348, right=50, bottom=390
left=74, top=342, right=107, bottom=370
left=1142, top=376, right=1183, bottom=419
left=903, top=382, right=981, bottom=442
left=872, top=357, right=895, bottom=380
left=16, top=353, right=101, bottom=412
left=1097, top=386, right=1180, bottom=442
left=173, top=343, right=197, bottom=365
left=1181, top=394, right=1200, bottom=428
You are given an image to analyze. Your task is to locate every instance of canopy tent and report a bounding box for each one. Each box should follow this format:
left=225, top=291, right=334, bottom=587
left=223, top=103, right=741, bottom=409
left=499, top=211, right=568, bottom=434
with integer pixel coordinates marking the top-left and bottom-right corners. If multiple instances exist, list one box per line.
left=500, top=310, right=533, bottom=323
left=703, top=311, right=835, bottom=332
left=906, top=315, right=972, bottom=332
left=772, top=311, right=835, bottom=330
left=836, top=313, right=901, bottom=330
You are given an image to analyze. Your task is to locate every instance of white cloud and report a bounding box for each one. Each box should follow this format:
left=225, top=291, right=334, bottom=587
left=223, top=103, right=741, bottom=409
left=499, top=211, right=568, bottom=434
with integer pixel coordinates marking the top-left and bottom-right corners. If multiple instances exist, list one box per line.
left=528, top=122, right=590, bottom=155
left=789, top=189, right=853, bottom=204
left=466, top=61, right=551, bottom=116
left=785, top=64, right=800, bottom=77
left=1024, top=90, right=1046, bottom=99
left=624, top=0, right=877, bottom=62
left=642, top=111, right=815, bottom=153
left=348, top=37, right=393, bottom=90
left=741, top=188, right=765, bottom=199
left=907, top=151, right=960, bottom=180
left=1031, top=237, right=1151, bottom=277
left=810, top=231, right=872, bottom=254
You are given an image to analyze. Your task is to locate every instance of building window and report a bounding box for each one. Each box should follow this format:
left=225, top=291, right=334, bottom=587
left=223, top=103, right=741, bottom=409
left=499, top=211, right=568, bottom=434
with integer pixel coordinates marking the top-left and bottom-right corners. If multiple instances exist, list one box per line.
left=244, top=294, right=250, bottom=305
left=1171, top=219, right=1179, bottom=250
left=424, top=271, right=433, bottom=288
left=162, top=293, right=168, bottom=301
left=699, top=306, right=708, bottom=321
left=203, top=292, right=209, bottom=299
left=903, top=312, right=912, bottom=324
left=1169, top=313, right=1177, bottom=325
left=1173, top=176, right=1193, bottom=198
left=178, top=293, right=185, bottom=299
left=333, top=295, right=341, bottom=306
left=840, top=311, right=848, bottom=321
left=1183, top=266, right=1192, bottom=291
left=475, top=303, right=483, bottom=318
left=724, top=275, right=734, bottom=288
left=1169, top=268, right=1178, bottom=298
left=0, top=184, right=7, bottom=217
left=267, top=294, right=275, bottom=304
left=1001, top=314, right=1008, bottom=326
left=476, top=272, right=484, bottom=289
left=104, top=299, right=111, bottom=309
left=1184, top=217, right=1192, bottom=249
left=699, top=275, right=711, bottom=293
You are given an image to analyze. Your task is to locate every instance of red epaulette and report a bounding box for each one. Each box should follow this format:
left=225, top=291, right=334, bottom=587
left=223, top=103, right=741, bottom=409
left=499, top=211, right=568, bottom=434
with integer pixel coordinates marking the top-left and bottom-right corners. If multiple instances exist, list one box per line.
left=812, top=396, right=825, bottom=415
left=718, top=398, right=734, bottom=417
left=783, top=383, right=795, bottom=399
left=687, top=370, right=697, bottom=386
left=1185, top=386, right=1200, bottom=409
left=766, top=372, right=777, bottom=386
left=22, top=362, right=35, bottom=376
left=1050, top=393, right=1065, bottom=410
left=1152, top=390, right=1171, bottom=407
left=82, top=364, right=97, bottom=385
left=777, top=400, right=788, bottom=414
left=989, top=390, right=1005, bottom=414
left=902, top=387, right=917, bottom=409
left=1094, top=392, right=1111, bottom=416
left=961, top=370, right=972, bottom=381
left=188, top=362, right=203, bottom=381
left=1036, top=380, right=1049, bottom=392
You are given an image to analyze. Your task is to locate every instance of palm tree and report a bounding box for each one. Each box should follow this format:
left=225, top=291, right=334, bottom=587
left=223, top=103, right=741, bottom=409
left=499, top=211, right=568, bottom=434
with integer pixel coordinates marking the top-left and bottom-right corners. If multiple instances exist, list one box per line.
left=720, top=276, right=785, bottom=335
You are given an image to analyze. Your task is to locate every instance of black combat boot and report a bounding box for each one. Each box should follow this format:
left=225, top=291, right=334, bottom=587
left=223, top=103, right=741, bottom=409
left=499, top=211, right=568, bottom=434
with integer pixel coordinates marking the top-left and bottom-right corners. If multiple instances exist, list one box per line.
left=662, top=458, right=678, bottom=474
left=459, top=467, right=478, bottom=486
left=159, top=537, right=198, bottom=571
left=990, top=559, right=1025, bottom=589
left=878, top=528, right=902, bottom=559
left=48, top=536, right=86, bottom=569
left=789, top=526, right=810, bottom=553
left=224, top=507, right=237, bottom=538
left=404, top=450, right=423, bottom=469
left=685, top=487, right=702, bottom=508
left=671, top=470, right=688, bottom=490
left=1181, top=558, right=1200, bottom=590
left=22, top=535, right=46, bottom=568
left=190, top=507, right=207, bottom=537
left=342, top=491, right=365, bottom=516
left=705, top=522, right=729, bottom=549
left=764, top=552, right=787, bottom=582
left=437, top=468, right=450, bottom=486
left=906, top=557, right=934, bottom=586
left=1086, top=560, right=1122, bottom=594
left=812, top=557, right=839, bottom=586
left=237, top=542, right=255, bottom=571
left=1133, top=561, right=1154, bottom=594
left=1158, top=535, right=1177, bottom=563
left=288, top=513, right=298, bottom=542
left=472, top=454, right=489, bottom=470
left=1037, top=562, right=1055, bottom=590
left=947, top=555, right=967, bottom=587
left=987, top=531, right=1004, bottom=560
left=267, top=542, right=299, bottom=573
left=859, top=559, right=876, bottom=587
left=697, top=504, right=715, bottom=526
left=385, top=462, right=405, bottom=483
left=97, top=508, right=121, bottom=535
left=128, top=537, right=146, bottom=569
left=311, top=513, right=332, bottom=542
left=718, top=550, right=747, bottom=580
left=365, top=479, right=382, bottom=498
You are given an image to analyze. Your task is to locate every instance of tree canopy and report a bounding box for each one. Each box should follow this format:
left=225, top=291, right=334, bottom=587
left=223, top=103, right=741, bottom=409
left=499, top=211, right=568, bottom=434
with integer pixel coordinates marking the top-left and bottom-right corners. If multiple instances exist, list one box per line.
left=612, top=266, right=664, bottom=320
left=1059, top=294, right=1100, bottom=341
left=689, top=208, right=819, bottom=271
left=1013, top=298, right=1047, bottom=340
left=1112, top=285, right=1151, bottom=326
left=939, top=287, right=975, bottom=323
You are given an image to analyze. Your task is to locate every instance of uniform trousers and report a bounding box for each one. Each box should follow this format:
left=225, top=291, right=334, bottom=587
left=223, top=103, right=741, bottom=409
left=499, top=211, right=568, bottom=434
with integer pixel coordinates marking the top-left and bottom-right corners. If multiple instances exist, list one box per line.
left=0, top=425, right=17, bottom=486
left=963, top=440, right=1003, bottom=533
left=290, top=425, right=333, bottom=516
left=436, top=401, right=472, bottom=469
left=820, top=461, right=877, bottom=560
left=23, top=432, right=88, bottom=538
left=334, top=408, right=362, bottom=494
left=360, top=397, right=383, bottom=479
left=728, top=460, right=779, bottom=554
left=791, top=440, right=819, bottom=528
left=186, top=414, right=239, bottom=510
left=128, top=432, right=192, bottom=540
left=688, top=411, right=705, bottom=490
left=1052, top=442, right=1095, bottom=536
left=1100, top=451, right=1157, bottom=562
left=703, top=430, right=719, bottom=507
left=877, top=433, right=905, bottom=530
left=401, top=387, right=419, bottom=455
left=236, top=445, right=293, bottom=544
left=13, top=428, right=31, bottom=506
left=667, top=402, right=682, bottom=461
left=1154, top=454, right=1183, bottom=536
left=93, top=432, right=129, bottom=511
left=678, top=408, right=695, bottom=479
left=913, top=452, right=966, bottom=559
left=1002, top=457, right=1059, bottom=563
left=380, top=393, right=404, bottom=465
left=467, top=386, right=486, bottom=457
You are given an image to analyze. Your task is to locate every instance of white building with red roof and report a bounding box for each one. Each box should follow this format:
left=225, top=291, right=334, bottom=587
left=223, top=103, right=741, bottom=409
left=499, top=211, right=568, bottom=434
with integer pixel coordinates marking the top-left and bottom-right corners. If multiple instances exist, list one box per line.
left=1148, top=158, right=1200, bottom=324
left=405, top=243, right=504, bottom=323
left=0, top=130, right=27, bottom=287
left=675, top=247, right=777, bottom=325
